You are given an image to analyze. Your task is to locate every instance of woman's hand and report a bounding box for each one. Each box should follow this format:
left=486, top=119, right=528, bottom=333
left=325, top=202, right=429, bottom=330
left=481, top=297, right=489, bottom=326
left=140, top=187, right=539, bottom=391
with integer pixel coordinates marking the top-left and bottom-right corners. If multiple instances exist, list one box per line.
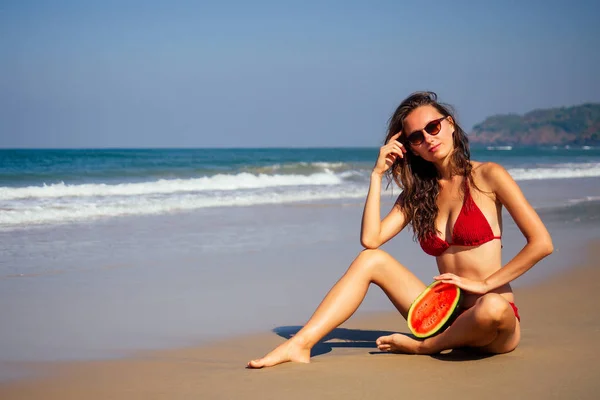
left=373, top=132, right=406, bottom=176
left=433, top=273, right=489, bottom=295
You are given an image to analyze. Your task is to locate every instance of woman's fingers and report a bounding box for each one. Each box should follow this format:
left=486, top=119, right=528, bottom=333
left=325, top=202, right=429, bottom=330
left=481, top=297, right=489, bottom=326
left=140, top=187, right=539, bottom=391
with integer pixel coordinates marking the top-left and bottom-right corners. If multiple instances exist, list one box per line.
left=385, top=155, right=397, bottom=166
left=380, top=147, right=402, bottom=163
left=375, top=138, right=406, bottom=174
left=434, top=273, right=460, bottom=286
left=394, top=142, right=406, bottom=155
left=385, top=142, right=405, bottom=158
left=389, top=131, right=403, bottom=142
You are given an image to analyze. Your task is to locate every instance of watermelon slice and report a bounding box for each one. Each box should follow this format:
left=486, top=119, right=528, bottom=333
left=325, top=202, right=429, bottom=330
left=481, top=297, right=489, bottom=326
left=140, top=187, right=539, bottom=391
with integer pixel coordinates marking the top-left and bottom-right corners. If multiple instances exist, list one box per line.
left=407, top=281, right=462, bottom=338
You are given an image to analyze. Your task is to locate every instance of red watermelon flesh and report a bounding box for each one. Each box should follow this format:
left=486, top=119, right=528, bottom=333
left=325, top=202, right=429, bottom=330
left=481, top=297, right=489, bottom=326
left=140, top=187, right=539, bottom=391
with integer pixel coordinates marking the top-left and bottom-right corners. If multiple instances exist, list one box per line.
left=407, top=281, right=461, bottom=338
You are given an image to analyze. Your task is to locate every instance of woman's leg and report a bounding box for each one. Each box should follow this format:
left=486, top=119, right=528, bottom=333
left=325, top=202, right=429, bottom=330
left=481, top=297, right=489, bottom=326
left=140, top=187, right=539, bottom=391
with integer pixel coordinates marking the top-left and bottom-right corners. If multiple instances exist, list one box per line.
left=376, top=293, right=520, bottom=354
left=247, top=249, right=426, bottom=368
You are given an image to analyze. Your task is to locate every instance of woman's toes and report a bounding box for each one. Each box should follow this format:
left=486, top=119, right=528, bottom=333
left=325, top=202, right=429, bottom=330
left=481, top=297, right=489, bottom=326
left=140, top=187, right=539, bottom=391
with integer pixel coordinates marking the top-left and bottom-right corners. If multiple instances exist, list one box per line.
left=376, top=334, right=394, bottom=346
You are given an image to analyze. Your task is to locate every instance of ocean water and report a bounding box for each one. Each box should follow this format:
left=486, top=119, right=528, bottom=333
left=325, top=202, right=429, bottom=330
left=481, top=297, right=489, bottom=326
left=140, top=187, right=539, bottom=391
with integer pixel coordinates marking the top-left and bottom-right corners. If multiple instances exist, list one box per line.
left=1, top=146, right=600, bottom=230
left=1, top=146, right=600, bottom=375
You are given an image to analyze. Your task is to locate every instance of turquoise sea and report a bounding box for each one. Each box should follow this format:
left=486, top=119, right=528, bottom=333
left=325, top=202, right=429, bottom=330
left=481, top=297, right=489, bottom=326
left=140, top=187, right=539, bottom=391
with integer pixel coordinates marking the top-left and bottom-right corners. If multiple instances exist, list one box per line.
left=2, top=146, right=600, bottom=230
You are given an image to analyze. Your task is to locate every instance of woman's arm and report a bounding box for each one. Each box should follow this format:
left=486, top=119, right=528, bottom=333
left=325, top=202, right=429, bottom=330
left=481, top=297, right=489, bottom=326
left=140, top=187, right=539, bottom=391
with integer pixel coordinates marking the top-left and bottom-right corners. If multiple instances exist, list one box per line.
left=360, top=132, right=409, bottom=249
left=481, top=162, right=554, bottom=290
left=360, top=173, right=408, bottom=249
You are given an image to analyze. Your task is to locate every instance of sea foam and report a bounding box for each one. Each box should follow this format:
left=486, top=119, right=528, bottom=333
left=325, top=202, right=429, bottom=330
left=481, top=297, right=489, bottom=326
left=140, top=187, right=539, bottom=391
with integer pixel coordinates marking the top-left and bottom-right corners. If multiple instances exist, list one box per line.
left=2, top=162, right=600, bottom=229
left=0, top=172, right=343, bottom=201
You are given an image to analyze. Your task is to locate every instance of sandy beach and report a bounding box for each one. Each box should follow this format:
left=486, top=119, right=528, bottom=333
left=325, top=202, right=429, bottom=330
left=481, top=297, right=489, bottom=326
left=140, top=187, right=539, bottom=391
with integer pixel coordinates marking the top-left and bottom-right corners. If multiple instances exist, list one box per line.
left=1, top=239, right=599, bottom=400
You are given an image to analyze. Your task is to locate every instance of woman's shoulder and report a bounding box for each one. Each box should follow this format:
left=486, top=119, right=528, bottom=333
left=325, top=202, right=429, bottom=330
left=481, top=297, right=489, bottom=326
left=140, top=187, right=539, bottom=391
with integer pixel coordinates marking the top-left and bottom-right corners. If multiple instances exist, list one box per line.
left=471, top=161, right=509, bottom=177
left=470, top=161, right=513, bottom=191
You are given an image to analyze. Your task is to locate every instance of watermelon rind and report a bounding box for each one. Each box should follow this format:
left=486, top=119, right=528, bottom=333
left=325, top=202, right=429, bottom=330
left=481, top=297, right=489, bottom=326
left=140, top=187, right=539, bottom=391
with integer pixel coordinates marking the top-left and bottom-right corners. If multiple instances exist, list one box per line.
left=407, top=281, right=462, bottom=339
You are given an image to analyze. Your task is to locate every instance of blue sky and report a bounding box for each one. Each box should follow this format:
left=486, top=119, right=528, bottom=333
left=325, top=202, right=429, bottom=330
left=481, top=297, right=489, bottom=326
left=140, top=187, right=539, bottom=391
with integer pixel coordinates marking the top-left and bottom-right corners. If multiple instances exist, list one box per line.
left=1, top=0, right=599, bottom=148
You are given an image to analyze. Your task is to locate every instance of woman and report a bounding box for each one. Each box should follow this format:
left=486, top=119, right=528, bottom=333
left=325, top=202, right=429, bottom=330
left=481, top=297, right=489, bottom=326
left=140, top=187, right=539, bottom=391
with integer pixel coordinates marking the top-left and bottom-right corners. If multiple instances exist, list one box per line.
left=248, top=91, right=553, bottom=368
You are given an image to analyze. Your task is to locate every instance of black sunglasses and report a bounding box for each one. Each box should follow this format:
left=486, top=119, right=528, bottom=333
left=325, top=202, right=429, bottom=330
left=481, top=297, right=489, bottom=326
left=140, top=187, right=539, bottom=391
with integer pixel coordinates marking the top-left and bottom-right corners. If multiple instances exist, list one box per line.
left=405, top=116, right=448, bottom=146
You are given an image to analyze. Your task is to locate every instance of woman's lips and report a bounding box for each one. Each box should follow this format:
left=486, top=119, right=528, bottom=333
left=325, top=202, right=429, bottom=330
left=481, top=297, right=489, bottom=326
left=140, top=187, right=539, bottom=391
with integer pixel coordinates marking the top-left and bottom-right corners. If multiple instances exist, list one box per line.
left=429, top=144, right=441, bottom=153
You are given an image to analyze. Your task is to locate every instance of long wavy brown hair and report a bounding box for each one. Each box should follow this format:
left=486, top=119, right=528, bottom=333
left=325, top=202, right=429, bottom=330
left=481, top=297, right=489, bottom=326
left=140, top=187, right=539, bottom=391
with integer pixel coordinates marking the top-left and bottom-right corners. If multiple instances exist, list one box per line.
left=384, top=91, right=473, bottom=242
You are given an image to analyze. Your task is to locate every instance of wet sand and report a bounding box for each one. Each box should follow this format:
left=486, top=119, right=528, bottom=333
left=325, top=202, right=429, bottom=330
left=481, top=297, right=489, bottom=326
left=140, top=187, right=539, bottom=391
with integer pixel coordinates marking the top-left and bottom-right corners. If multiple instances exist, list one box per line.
left=1, top=241, right=599, bottom=399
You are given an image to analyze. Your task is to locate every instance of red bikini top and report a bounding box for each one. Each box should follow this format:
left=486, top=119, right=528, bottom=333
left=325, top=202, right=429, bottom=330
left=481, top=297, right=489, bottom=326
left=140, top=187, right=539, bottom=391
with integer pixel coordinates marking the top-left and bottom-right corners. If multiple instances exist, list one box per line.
left=419, top=181, right=501, bottom=257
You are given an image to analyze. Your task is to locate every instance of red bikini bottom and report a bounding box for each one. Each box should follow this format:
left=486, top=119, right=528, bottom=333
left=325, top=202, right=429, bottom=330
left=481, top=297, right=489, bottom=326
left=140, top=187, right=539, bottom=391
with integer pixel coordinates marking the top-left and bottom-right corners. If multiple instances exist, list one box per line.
left=509, top=302, right=521, bottom=322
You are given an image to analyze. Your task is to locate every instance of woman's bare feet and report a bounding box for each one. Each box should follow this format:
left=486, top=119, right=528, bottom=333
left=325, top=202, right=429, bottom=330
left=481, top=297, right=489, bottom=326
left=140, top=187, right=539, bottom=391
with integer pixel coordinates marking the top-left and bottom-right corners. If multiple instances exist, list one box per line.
left=247, top=339, right=311, bottom=369
left=376, top=333, right=424, bottom=354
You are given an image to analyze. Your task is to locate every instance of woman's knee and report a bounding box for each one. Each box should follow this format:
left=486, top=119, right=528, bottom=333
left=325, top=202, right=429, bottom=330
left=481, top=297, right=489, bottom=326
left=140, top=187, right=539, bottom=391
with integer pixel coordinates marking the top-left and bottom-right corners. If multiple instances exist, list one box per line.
left=474, top=294, right=512, bottom=327
left=349, top=249, right=390, bottom=277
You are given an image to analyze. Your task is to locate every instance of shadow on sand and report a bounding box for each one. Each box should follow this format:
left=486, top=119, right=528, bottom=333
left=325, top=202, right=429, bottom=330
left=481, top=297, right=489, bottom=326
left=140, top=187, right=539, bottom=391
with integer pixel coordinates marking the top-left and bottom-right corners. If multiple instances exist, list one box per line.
left=274, top=326, right=494, bottom=361
left=274, top=325, right=394, bottom=358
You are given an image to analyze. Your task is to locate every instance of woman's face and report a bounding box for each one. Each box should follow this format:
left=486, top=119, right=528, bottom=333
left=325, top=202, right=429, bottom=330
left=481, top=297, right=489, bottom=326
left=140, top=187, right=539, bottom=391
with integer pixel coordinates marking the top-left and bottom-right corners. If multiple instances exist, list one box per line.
left=402, top=105, right=455, bottom=163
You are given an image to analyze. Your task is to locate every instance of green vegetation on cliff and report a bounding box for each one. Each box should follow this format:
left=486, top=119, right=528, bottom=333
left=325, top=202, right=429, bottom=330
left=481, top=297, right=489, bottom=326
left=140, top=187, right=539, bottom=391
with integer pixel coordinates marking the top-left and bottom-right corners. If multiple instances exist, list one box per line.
left=469, top=103, right=600, bottom=146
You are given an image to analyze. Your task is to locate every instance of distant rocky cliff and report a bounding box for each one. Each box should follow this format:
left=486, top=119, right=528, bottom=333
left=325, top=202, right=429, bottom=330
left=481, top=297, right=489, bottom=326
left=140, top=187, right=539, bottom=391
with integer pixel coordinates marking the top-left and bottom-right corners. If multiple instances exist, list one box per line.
left=468, top=103, right=600, bottom=146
